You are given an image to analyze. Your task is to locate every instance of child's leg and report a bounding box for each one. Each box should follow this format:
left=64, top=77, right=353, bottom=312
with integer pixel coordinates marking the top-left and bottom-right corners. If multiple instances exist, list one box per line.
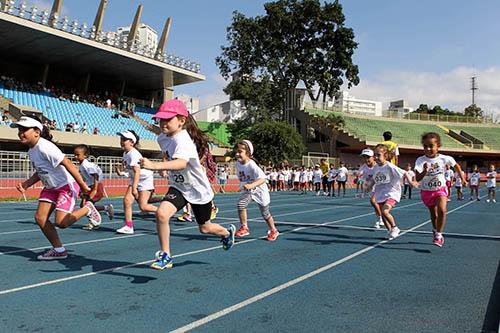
left=380, top=203, right=396, bottom=230
left=123, top=187, right=134, bottom=224
left=155, top=201, right=176, bottom=255
left=408, top=186, right=412, bottom=199
left=342, top=183, right=346, bottom=196
left=137, top=190, right=158, bottom=213
left=492, top=188, right=496, bottom=200
left=370, top=194, right=382, bottom=219
left=428, top=205, right=438, bottom=231
left=435, top=196, right=448, bottom=233
left=34, top=201, right=62, bottom=247
left=237, top=193, right=251, bottom=227
left=259, top=205, right=277, bottom=230
left=55, top=205, right=93, bottom=228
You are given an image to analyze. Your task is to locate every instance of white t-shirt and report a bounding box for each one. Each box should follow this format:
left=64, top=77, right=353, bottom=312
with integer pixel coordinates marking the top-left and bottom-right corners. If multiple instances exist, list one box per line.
left=79, top=159, right=103, bottom=186
left=218, top=168, right=227, bottom=180
left=293, top=171, right=300, bottom=182
left=469, top=172, right=481, bottom=186
left=337, top=167, right=348, bottom=182
left=444, top=169, right=454, bottom=182
left=486, top=171, right=497, bottom=188
left=278, top=172, right=285, bottom=181
left=414, top=154, right=456, bottom=191
left=313, top=169, right=323, bottom=183
left=403, top=170, right=415, bottom=185
left=157, top=130, right=214, bottom=205
left=122, top=148, right=154, bottom=186
left=307, top=170, right=314, bottom=182
left=236, top=159, right=270, bottom=206
left=283, top=170, right=290, bottom=182
left=270, top=171, right=278, bottom=181
left=372, top=162, right=406, bottom=203
left=328, top=169, right=338, bottom=182
left=359, top=164, right=375, bottom=184
left=455, top=171, right=464, bottom=187
left=28, top=138, right=74, bottom=189
left=299, top=171, right=307, bottom=183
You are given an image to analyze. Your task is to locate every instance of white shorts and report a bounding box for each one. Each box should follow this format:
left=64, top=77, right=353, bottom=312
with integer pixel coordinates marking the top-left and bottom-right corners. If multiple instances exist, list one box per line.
left=130, top=175, right=155, bottom=192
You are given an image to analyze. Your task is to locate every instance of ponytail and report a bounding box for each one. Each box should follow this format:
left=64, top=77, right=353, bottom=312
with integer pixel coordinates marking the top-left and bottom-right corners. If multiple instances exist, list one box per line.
left=183, top=114, right=208, bottom=159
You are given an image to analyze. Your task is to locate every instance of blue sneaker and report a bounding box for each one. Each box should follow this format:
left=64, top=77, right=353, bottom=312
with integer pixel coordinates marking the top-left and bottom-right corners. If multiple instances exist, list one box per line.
left=221, top=224, right=236, bottom=250
left=150, top=251, right=173, bottom=270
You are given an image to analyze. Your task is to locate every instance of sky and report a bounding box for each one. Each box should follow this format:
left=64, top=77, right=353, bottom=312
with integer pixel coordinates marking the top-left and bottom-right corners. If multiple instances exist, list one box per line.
left=31, top=0, right=500, bottom=118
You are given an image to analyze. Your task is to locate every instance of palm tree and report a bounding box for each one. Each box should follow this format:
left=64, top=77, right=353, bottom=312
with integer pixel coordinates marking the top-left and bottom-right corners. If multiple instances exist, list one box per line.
left=310, top=113, right=345, bottom=156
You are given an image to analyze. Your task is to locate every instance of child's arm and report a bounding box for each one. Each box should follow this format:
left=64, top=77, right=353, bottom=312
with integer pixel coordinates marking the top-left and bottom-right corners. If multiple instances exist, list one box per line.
left=60, top=157, right=91, bottom=193
left=17, top=172, right=40, bottom=192
left=454, top=164, right=467, bottom=187
left=90, top=173, right=99, bottom=198
left=414, top=163, right=428, bottom=182
left=131, top=166, right=141, bottom=198
left=243, top=177, right=266, bottom=190
left=115, top=163, right=125, bottom=176
left=140, top=157, right=187, bottom=171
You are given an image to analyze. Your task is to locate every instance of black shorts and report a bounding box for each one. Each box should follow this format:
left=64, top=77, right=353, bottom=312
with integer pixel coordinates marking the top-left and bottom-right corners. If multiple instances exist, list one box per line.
left=161, top=187, right=212, bottom=225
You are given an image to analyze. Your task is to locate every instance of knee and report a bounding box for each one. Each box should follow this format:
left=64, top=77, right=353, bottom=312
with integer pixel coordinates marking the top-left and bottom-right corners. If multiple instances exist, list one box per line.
left=123, top=197, right=133, bottom=207
left=155, top=210, right=171, bottom=223
left=199, top=224, right=210, bottom=234
left=34, top=214, right=47, bottom=226
left=138, top=202, right=148, bottom=211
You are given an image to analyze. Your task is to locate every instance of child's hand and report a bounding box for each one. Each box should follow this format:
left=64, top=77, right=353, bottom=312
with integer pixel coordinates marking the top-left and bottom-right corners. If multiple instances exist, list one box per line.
left=243, top=184, right=252, bottom=191
left=411, top=181, right=419, bottom=188
left=422, top=163, right=428, bottom=173
left=16, top=183, right=26, bottom=193
left=159, top=170, right=168, bottom=178
left=139, top=158, right=153, bottom=170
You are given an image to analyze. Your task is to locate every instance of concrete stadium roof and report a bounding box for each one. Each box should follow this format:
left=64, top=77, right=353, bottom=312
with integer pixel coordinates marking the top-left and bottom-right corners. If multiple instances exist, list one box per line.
left=0, top=12, right=205, bottom=90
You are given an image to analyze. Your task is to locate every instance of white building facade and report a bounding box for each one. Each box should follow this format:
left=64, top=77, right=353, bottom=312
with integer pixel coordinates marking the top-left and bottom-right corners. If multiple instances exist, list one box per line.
left=175, top=94, right=200, bottom=114
left=194, top=100, right=246, bottom=123
left=334, top=91, right=382, bottom=117
left=388, top=99, right=414, bottom=113
left=117, top=24, right=158, bottom=50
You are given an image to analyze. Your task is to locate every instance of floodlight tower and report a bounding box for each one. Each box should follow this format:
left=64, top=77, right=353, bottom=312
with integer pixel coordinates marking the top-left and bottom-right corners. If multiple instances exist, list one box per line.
left=470, top=76, right=478, bottom=105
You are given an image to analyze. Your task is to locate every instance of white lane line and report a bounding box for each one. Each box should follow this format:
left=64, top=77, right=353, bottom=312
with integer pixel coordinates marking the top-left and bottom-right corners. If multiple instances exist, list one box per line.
left=169, top=199, right=477, bottom=333
left=0, top=200, right=425, bottom=295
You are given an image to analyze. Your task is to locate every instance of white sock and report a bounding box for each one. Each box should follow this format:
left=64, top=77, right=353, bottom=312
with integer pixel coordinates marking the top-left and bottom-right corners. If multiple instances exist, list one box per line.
left=54, top=247, right=66, bottom=253
left=378, top=216, right=383, bottom=222
left=436, top=232, right=443, bottom=240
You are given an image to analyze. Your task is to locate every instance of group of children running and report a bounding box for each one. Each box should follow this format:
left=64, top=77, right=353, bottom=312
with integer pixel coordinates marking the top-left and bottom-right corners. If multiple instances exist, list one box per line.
left=11, top=99, right=497, bottom=268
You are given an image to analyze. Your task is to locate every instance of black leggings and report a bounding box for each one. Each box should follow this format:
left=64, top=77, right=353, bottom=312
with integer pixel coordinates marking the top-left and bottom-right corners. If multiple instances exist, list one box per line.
left=322, top=176, right=328, bottom=192
left=403, top=184, right=412, bottom=199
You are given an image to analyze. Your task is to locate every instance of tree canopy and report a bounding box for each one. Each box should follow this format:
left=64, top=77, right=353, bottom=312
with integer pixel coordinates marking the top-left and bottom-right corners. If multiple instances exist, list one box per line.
left=216, top=0, right=359, bottom=119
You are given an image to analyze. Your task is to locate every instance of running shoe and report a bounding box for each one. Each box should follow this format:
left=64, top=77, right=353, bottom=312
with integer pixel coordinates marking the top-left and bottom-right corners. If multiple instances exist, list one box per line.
left=493, top=199, right=497, bottom=203
left=477, top=197, right=480, bottom=201
left=433, top=235, right=445, bottom=247
left=85, top=201, right=102, bottom=227
left=116, top=225, right=134, bottom=234
left=373, top=220, right=381, bottom=229
left=389, top=226, right=400, bottom=239
left=235, top=225, right=250, bottom=237
left=82, top=223, right=100, bottom=231
left=486, top=199, right=490, bottom=203
left=177, top=212, right=192, bottom=222
left=107, top=204, right=114, bottom=220
left=210, top=206, right=219, bottom=220
left=266, top=229, right=280, bottom=241
left=37, top=248, right=68, bottom=260
left=221, top=224, right=236, bottom=250
left=386, top=231, right=394, bottom=240
left=150, top=251, right=173, bottom=270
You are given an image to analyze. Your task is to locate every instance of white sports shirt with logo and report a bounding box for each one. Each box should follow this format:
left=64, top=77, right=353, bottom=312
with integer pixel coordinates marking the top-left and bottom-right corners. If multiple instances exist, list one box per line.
left=236, top=159, right=270, bottom=206
left=157, top=130, right=214, bottom=205
left=414, top=154, right=457, bottom=191
left=372, top=162, right=406, bottom=203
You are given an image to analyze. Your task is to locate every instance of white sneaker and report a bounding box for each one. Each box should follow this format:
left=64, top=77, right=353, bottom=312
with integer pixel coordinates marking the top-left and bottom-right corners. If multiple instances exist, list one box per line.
left=486, top=199, right=490, bottom=203
left=106, top=204, right=114, bottom=220
left=316, top=192, right=320, bottom=196
left=116, top=225, right=134, bottom=234
left=85, top=201, right=102, bottom=226
left=389, top=226, right=400, bottom=239
left=493, top=199, right=497, bottom=203
left=373, top=220, right=381, bottom=229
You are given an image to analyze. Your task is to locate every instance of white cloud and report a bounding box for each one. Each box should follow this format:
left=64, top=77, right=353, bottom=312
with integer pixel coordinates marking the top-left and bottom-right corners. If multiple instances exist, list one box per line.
left=347, top=66, right=500, bottom=120
left=31, top=0, right=70, bottom=16
left=198, top=74, right=229, bottom=109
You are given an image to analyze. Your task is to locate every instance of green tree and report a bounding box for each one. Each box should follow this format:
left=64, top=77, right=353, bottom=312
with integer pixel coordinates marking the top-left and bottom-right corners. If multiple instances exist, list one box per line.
left=216, top=0, right=359, bottom=118
left=309, top=114, right=344, bottom=155
left=230, top=120, right=305, bottom=164
left=464, top=104, right=483, bottom=118
left=414, top=104, right=430, bottom=114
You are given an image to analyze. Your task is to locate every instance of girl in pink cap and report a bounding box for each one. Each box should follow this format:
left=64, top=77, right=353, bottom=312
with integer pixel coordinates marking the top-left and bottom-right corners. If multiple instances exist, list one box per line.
left=12, top=115, right=101, bottom=260
left=140, top=99, right=235, bottom=270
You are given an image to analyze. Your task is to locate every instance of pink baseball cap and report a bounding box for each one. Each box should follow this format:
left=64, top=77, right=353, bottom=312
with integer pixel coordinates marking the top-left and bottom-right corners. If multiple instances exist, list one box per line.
left=153, top=99, right=189, bottom=120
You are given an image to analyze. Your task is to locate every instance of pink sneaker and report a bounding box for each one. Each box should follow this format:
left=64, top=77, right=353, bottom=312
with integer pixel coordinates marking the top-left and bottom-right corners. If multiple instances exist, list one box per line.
left=433, top=235, right=445, bottom=247
left=266, top=229, right=280, bottom=241
left=37, top=248, right=68, bottom=260
left=85, top=201, right=102, bottom=226
left=235, top=225, right=250, bottom=237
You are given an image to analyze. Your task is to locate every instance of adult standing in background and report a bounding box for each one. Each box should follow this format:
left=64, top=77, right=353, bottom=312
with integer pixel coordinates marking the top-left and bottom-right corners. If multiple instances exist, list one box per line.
left=381, top=131, right=400, bottom=165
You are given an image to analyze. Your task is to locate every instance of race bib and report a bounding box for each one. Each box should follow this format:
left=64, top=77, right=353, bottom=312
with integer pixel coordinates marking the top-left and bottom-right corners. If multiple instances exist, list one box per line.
left=373, top=171, right=390, bottom=184
left=422, top=174, right=445, bottom=191
left=168, top=169, right=192, bottom=186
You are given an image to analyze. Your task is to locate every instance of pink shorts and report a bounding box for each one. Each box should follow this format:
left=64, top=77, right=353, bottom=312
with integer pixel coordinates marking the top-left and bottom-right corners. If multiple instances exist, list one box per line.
left=39, top=182, right=80, bottom=213
left=421, top=188, right=448, bottom=208
left=470, top=185, right=479, bottom=190
left=446, top=181, right=451, bottom=188
left=378, top=198, right=397, bottom=208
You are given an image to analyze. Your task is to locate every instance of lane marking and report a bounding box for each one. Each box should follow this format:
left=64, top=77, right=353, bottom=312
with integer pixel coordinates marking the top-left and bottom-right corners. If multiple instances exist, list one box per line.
left=169, top=199, right=478, bottom=333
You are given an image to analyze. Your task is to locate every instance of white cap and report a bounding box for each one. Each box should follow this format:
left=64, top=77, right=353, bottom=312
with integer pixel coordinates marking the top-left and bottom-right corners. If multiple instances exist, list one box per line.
left=10, top=116, right=43, bottom=131
left=242, top=140, right=254, bottom=155
left=117, top=130, right=137, bottom=144
left=315, top=164, right=320, bottom=167
left=360, top=148, right=374, bottom=157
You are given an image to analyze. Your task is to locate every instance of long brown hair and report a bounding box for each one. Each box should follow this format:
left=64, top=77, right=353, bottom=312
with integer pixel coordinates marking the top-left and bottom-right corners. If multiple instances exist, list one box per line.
left=182, top=114, right=208, bottom=159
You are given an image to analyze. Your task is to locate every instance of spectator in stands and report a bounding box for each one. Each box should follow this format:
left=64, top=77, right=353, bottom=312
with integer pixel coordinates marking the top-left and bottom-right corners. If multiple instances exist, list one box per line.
left=106, top=98, right=112, bottom=109
left=73, top=122, right=80, bottom=133
left=381, top=131, right=400, bottom=165
left=65, top=122, right=73, bottom=132
left=93, top=127, right=99, bottom=135
left=81, top=123, right=88, bottom=134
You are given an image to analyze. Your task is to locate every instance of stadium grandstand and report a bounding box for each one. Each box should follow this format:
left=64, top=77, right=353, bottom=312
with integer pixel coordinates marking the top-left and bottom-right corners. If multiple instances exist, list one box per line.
left=0, top=0, right=234, bottom=198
